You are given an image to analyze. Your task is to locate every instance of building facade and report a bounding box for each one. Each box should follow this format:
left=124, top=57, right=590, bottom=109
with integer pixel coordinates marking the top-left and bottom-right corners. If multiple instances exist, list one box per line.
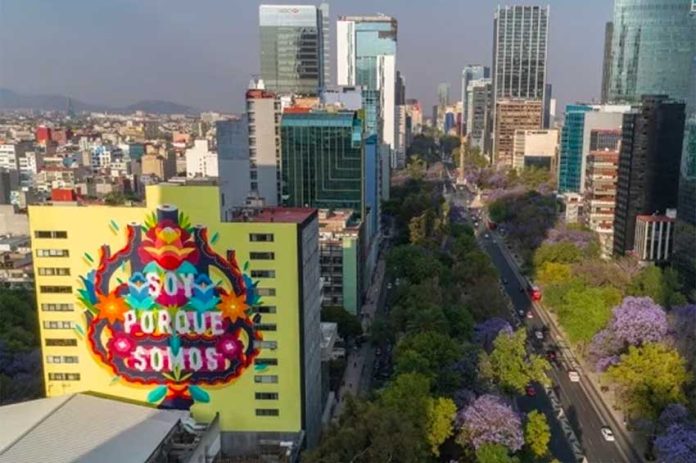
left=259, top=4, right=327, bottom=95
left=185, top=140, right=218, bottom=178
left=601, top=21, right=614, bottom=104
left=216, top=118, right=250, bottom=212
left=461, top=66, right=490, bottom=135
left=28, top=185, right=322, bottom=453
left=558, top=105, right=592, bottom=194
left=466, top=79, right=493, bottom=154
left=512, top=129, right=558, bottom=171
left=608, top=0, right=696, bottom=103
left=634, top=213, right=676, bottom=262
left=584, top=142, right=621, bottom=258
left=493, top=99, right=543, bottom=167
left=613, top=96, right=686, bottom=256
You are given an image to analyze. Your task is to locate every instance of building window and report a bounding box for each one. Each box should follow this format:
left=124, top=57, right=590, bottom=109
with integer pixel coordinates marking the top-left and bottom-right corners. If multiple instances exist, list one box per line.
left=255, top=340, right=277, bottom=350
left=254, top=375, right=278, bottom=384
left=43, top=321, right=73, bottom=329
left=255, top=392, right=279, bottom=400
left=250, top=171, right=258, bottom=180
left=251, top=270, right=276, bottom=279
left=45, top=338, right=77, bottom=347
left=46, top=355, right=78, bottom=364
left=48, top=373, right=80, bottom=381
left=250, top=252, right=275, bottom=260
left=257, top=288, right=276, bottom=297
left=257, top=324, right=277, bottom=332
left=40, top=286, right=72, bottom=294
left=255, top=358, right=278, bottom=366
left=255, top=408, right=279, bottom=416
left=257, top=306, right=277, bottom=314
left=38, top=267, right=71, bottom=276
left=36, top=249, right=70, bottom=258
left=250, top=182, right=258, bottom=191
left=34, top=230, right=68, bottom=239
left=41, top=303, right=74, bottom=312
left=250, top=233, right=274, bottom=242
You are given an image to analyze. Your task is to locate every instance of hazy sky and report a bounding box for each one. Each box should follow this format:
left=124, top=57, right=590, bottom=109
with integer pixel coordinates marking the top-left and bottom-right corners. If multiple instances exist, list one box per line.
left=0, top=0, right=613, bottom=113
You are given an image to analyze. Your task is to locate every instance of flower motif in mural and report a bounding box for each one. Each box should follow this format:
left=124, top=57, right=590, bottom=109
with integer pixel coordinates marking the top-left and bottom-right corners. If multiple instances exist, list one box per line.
left=138, top=218, right=199, bottom=271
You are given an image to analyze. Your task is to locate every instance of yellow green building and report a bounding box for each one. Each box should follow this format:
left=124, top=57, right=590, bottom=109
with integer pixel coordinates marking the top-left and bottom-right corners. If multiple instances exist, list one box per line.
left=29, top=184, right=322, bottom=455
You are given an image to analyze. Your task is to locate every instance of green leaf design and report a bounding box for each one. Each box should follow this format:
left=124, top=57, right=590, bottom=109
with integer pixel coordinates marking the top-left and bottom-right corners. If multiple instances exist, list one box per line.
left=146, top=385, right=168, bottom=404
left=188, top=385, right=210, bottom=403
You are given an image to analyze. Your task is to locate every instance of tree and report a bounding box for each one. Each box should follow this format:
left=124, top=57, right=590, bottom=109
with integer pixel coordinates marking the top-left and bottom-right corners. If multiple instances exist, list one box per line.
left=475, top=443, right=520, bottom=463
left=387, top=245, right=444, bottom=283
left=473, top=318, right=513, bottom=353
left=321, top=306, right=362, bottom=341
left=533, top=242, right=583, bottom=268
left=479, top=329, right=550, bottom=395
left=607, top=343, right=691, bottom=420
left=536, top=262, right=572, bottom=286
left=457, top=394, right=524, bottom=452
left=524, top=411, right=550, bottom=458
left=654, top=424, right=696, bottom=463
left=394, top=331, right=463, bottom=395
left=629, top=265, right=687, bottom=309
left=380, top=372, right=431, bottom=426
left=426, top=397, right=457, bottom=456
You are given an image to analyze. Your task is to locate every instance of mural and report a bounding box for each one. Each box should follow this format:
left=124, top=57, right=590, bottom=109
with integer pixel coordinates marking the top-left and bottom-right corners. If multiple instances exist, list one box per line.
left=78, top=205, right=262, bottom=409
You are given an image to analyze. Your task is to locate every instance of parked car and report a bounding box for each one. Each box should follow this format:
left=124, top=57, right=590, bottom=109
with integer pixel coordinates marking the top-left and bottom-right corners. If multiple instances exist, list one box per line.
left=601, top=427, right=615, bottom=442
left=526, top=385, right=536, bottom=397
left=534, top=330, right=544, bottom=340
left=568, top=370, right=580, bottom=382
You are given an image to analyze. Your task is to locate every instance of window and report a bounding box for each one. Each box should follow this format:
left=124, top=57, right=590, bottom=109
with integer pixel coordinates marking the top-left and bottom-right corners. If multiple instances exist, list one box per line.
left=257, top=324, right=277, bottom=332
left=257, top=306, right=277, bottom=314
left=40, top=286, right=72, bottom=294
left=34, top=230, right=68, bottom=239
left=48, top=373, right=80, bottom=381
left=45, top=338, right=77, bottom=347
left=255, top=392, right=279, bottom=400
left=36, top=249, right=70, bottom=257
left=255, top=358, right=278, bottom=366
left=251, top=270, right=276, bottom=279
left=38, top=267, right=71, bottom=276
left=43, top=321, right=73, bottom=329
left=41, top=303, right=74, bottom=312
left=46, top=355, right=78, bottom=364
left=255, top=340, right=277, bottom=350
left=255, top=408, right=279, bottom=416
left=254, top=375, right=278, bottom=384
left=257, top=288, right=276, bottom=297
left=250, top=252, right=275, bottom=260
left=250, top=233, right=274, bottom=242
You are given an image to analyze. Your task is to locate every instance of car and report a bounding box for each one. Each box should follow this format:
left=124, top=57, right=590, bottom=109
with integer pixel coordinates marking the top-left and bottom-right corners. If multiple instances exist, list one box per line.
left=387, top=283, right=393, bottom=290
left=484, top=233, right=490, bottom=239
left=568, top=370, right=580, bottom=382
left=601, top=427, right=615, bottom=442
left=502, top=278, right=509, bottom=285
left=546, top=350, right=557, bottom=361
left=518, top=309, right=525, bottom=317
left=525, top=385, right=536, bottom=397
left=526, top=311, right=534, bottom=319
left=534, top=330, right=544, bottom=340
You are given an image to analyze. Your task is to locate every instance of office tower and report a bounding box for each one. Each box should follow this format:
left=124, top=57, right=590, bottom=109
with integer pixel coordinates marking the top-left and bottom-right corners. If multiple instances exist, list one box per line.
left=608, top=0, right=696, bottom=103
left=396, top=71, right=406, bottom=106
left=320, top=3, right=330, bottom=87
left=281, top=110, right=363, bottom=212
left=492, top=5, right=549, bottom=100
left=583, top=129, right=621, bottom=257
left=494, top=99, right=543, bottom=167
left=613, top=95, right=686, bottom=256
left=337, top=15, right=397, bottom=166
left=674, top=58, right=696, bottom=291
left=437, top=83, right=451, bottom=108
left=466, top=79, right=493, bottom=154
left=259, top=5, right=327, bottom=95
left=395, top=72, right=407, bottom=166
left=512, top=129, right=558, bottom=171
left=29, top=184, right=322, bottom=452
left=601, top=22, right=613, bottom=104
left=461, top=66, right=490, bottom=135
left=543, top=83, right=553, bottom=129
left=492, top=5, right=549, bottom=165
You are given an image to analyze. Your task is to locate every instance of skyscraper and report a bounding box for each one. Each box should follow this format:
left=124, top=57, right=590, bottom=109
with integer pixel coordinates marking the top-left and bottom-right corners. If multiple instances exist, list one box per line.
left=437, top=82, right=451, bottom=108
left=613, top=95, right=686, bottom=256
left=396, top=71, right=406, bottom=106
left=492, top=5, right=549, bottom=166
left=494, top=99, right=544, bottom=166
left=466, top=79, right=493, bottom=154
left=608, top=0, right=696, bottom=103
left=337, top=15, right=398, bottom=166
left=492, top=5, right=549, bottom=100
left=461, top=66, right=490, bottom=136
left=601, top=22, right=613, bottom=104
left=259, top=5, right=327, bottom=95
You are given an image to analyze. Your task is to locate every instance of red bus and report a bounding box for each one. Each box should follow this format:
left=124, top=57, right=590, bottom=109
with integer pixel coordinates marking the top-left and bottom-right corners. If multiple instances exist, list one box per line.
left=528, top=285, right=542, bottom=301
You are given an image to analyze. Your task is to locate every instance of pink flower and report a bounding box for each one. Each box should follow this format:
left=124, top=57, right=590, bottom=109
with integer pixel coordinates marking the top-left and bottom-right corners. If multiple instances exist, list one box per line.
left=216, top=333, right=243, bottom=360
left=109, top=332, right=136, bottom=357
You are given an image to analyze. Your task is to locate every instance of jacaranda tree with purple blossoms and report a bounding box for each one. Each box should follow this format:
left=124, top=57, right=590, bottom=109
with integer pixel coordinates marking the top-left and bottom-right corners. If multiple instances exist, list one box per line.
left=654, top=423, right=696, bottom=463
left=457, top=394, right=523, bottom=452
left=474, top=317, right=512, bottom=353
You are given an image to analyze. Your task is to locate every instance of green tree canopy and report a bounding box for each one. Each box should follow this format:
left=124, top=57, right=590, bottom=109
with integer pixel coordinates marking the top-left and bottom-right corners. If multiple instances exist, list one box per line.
left=394, top=331, right=463, bottom=395
left=475, top=443, right=520, bottom=463
left=426, top=397, right=457, bottom=456
left=524, top=410, right=551, bottom=458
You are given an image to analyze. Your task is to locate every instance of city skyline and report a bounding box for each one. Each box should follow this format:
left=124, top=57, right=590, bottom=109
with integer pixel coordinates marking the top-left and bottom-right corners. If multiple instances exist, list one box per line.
left=0, top=0, right=612, bottom=113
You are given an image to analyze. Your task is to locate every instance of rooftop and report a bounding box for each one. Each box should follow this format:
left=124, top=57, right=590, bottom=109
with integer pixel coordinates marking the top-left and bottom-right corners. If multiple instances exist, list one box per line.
left=229, top=207, right=317, bottom=224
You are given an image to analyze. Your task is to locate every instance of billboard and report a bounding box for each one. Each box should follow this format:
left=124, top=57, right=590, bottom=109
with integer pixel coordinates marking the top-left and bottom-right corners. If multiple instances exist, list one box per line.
left=78, top=205, right=263, bottom=409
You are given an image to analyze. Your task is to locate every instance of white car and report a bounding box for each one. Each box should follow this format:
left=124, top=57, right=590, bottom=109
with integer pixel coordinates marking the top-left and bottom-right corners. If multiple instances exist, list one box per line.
left=568, top=370, right=580, bottom=382
left=601, top=427, right=615, bottom=442
left=534, top=330, right=544, bottom=340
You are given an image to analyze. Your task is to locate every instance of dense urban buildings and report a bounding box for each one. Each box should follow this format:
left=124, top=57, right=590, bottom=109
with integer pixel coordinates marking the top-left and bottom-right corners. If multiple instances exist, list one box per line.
left=28, top=184, right=322, bottom=454
left=613, top=95, right=686, bottom=256
left=607, top=0, right=696, bottom=103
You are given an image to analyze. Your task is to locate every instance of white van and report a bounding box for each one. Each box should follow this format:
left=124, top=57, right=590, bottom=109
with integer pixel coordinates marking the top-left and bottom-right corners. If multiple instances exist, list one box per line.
left=568, top=370, right=580, bottom=382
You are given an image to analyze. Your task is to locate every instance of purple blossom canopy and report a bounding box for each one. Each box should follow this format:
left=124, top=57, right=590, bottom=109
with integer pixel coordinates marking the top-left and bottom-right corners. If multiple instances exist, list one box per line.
left=654, top=424, right=696, bottom=463
left=543, top=225, right=596, bottom=250
left=611, top=297, right=668, bottom=346
left=658, top=404, right=692, bottom=430
left=458, top=394, right=523, bottom=451
left=474, top=318, right=513, bottom=353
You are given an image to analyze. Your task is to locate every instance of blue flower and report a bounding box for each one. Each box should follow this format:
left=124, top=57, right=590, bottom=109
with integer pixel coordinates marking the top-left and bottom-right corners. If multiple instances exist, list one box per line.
left=125, top=271, right=155, bottom=310
left=188, top=274, right=219, bottom=313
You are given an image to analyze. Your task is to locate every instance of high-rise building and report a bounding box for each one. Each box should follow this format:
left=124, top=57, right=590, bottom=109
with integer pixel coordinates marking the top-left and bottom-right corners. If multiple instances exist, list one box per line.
left=608, top=0, right=696, bottom=103
left=601, top=22, right=614, bottom=104
left=543, top=83, right=553, bottom=129
left=634, top=212, right=676, bottom=262
left=494, top=99, right=543, bottom=167
left=29, top=184, right=322, bottom=453
left=395, top=71, right=406, bottom=106
left=281, top=110, right=363, bottom=212
left=259, top=5, right=327, bottom=95
left=461, top=66, right=490, bottom=135
left=217, top=117, right=250, bottom=211
left=185, top=140, right=218, bottom=178
left=512, top=129, right=558, bottom=171
left=613, top=95, right=686, bottom=256
left=466, top=79, right=493, bottom=155
left=337, top=15, right=397, bottom=166
left=320, top=3, right=330, bottom=87
left=492, top=5, right=549, bottom=165
left=492, top=5, right=549, bottom=100
left=437, top=83, right=451, bottom=108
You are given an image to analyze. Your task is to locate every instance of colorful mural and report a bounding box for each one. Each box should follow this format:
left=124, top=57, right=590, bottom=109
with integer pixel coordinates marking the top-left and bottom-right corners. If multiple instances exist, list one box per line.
left=78, top=205, right=262, bottom=409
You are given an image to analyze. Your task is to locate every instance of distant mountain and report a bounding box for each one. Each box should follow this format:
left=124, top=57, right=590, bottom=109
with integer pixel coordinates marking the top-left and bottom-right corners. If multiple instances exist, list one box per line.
left=0, top=88, right=198, bottom=115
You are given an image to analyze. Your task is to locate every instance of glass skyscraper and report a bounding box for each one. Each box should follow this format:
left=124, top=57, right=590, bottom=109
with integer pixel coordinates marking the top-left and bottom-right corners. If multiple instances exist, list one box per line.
left=281, top=111, right=364, bottom=211
left=259, top=5, right=327, bottom=95
left=608, top=0, right=696, bottom=103
left=558, top=105, right=592, bottom=193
